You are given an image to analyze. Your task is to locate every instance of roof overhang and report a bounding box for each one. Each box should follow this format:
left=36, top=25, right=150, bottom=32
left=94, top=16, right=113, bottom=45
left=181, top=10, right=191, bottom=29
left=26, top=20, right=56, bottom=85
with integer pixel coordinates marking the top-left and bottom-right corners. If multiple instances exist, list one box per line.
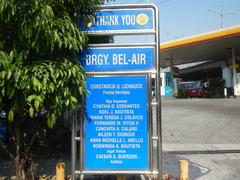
left=160, top=25, right=240, bottom=68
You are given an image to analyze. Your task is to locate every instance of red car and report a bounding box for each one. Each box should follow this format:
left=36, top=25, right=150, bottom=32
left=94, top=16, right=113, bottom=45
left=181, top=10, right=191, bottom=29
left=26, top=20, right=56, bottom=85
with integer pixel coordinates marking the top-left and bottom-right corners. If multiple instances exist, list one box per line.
left=186, top=84, right=209, bottom=98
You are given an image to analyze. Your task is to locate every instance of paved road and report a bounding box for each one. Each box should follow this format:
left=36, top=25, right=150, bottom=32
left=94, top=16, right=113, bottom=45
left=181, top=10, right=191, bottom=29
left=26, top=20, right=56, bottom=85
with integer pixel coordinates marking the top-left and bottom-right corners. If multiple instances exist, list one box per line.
left=161, top=97, right=240, bottom=179
left=1, top=98, right=240, bottom=179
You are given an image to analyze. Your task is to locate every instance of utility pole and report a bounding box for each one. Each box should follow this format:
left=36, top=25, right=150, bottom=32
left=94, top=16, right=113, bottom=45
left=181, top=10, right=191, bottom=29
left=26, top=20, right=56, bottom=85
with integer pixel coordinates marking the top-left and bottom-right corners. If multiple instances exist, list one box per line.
left=208, top=5, right=235, bottom=28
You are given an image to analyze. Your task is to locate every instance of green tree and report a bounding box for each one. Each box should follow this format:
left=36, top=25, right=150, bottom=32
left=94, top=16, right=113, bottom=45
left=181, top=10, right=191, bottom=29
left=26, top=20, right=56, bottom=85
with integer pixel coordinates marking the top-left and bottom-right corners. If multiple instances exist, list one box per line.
left=0, top=0, right=104, bottom=179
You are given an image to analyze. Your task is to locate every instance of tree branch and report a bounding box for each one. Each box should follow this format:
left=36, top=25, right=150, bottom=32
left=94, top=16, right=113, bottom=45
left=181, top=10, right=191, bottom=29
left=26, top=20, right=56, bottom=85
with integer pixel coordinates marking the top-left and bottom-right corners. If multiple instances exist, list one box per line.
left=0, top=139, right=15, bottom=160
left=23, top=131, right=39, bottom=159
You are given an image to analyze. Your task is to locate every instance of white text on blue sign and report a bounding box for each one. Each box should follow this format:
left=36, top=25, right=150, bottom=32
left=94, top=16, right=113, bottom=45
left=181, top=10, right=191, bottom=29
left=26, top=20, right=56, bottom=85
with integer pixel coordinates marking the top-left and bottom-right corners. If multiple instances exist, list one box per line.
left=80, top=8, right=154, bottom=32
left=80, top=47, right=154, bottom=71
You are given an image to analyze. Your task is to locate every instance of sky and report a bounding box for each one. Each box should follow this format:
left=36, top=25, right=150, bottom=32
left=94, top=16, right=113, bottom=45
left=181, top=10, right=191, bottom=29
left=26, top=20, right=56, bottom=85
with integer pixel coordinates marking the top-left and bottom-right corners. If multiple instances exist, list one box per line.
left=106, top=0, right=240, bottom=42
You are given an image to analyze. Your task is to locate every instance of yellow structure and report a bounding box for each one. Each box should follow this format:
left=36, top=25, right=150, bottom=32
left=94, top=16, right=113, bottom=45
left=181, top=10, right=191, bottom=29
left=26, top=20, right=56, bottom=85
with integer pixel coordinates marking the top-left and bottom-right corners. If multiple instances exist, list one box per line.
left=117, top=175, right=126, bottom=180
left=56, top=162, right=65, bottom=180
left=179, top=160, right=189, bottom=180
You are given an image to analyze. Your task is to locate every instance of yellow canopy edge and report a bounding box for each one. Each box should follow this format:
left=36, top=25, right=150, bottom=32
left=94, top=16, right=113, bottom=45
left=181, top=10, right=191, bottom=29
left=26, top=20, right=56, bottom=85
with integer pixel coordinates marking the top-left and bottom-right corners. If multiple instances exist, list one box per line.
left=160, top=26, right=240, bottom=51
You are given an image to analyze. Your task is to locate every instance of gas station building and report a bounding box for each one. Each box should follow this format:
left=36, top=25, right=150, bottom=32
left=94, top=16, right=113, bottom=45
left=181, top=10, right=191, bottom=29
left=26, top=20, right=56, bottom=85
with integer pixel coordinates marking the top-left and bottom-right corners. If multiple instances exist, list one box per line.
left=160, top=25, right=240, bottom=97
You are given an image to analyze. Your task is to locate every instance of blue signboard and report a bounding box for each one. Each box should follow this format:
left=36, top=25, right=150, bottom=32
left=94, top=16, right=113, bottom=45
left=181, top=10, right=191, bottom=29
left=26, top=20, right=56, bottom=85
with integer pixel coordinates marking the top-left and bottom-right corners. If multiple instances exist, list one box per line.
left=85, top=76, right=148, bottom=170
left=80, top=47, right=155, bottom=71
left=164, top=72, right=173, bottom=97
left=80, top=8, right=154, bottom=33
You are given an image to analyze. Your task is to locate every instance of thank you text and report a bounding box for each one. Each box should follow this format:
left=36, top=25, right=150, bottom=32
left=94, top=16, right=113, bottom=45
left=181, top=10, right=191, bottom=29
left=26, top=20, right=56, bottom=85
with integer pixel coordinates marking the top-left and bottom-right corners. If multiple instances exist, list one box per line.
left=80, top=8, right=154, bottom=32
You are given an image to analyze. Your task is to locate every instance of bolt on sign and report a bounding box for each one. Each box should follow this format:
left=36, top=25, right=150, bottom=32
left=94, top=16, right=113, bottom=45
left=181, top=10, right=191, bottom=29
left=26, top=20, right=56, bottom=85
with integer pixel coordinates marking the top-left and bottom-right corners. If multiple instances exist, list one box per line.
left=72, top=4, right=162, bottom=179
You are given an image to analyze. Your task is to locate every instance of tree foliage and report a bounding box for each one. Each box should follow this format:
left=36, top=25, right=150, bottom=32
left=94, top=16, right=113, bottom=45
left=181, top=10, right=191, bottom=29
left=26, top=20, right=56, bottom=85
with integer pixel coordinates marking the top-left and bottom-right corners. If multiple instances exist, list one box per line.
left=0, top=0, right=105, bottom=127
left=0, top=0, right=105, bottom=178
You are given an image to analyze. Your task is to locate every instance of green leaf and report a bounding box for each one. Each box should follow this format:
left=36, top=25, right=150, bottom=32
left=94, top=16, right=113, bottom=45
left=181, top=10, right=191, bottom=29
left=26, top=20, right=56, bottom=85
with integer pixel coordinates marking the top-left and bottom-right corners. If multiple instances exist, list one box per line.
left=1, top=87, right=5, bottom=96
left=64, top=89, right=68, bottom=97
left=49, top=83, right=54, bottom=92
left=7, top=70, right=12, bottom=80
left=8, top=109, right=14, bottom=122
left=8, top=88, right=15, bottom=98
left=65, top=99, right=69, bottom=106
left=47, top=114, right=56, bottom=128
left=72, top=67, right=76, bottom=77
left=27, top=95, right=34, bottom=103
left=32, top=77, right=42, bottom=92
left=34, top=99, right=40, bottom=110
left=70, top=96, right=77, bottom=105
left=9, top=50, right=14, bottom=61
left=14, top=70, right=21, bottom=83
left=53, top=31, right=58, bottom=42
left=0, top=71, right=6, bottom=79
left=29, top=107, right=34, bottom=118
left=79, top=87, right=82, bottom=95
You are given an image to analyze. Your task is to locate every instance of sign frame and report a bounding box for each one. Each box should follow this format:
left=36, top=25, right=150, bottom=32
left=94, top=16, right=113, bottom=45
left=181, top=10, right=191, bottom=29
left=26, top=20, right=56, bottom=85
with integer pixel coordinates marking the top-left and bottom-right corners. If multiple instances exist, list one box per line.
left=72, top=3, right=162, bottom=179
left=82, top=74, right=151, bottom=172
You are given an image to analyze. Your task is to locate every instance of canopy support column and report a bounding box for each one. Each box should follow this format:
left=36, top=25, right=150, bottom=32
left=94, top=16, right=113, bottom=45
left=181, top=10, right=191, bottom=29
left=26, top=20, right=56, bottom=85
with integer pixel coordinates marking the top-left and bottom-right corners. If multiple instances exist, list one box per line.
left=231, top=48, right=238, bottom=97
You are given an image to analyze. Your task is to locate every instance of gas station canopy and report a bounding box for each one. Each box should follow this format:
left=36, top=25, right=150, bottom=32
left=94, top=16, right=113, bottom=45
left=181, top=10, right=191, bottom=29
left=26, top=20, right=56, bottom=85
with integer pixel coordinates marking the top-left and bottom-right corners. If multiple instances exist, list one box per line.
left=160, top=25, right=240, bottom=67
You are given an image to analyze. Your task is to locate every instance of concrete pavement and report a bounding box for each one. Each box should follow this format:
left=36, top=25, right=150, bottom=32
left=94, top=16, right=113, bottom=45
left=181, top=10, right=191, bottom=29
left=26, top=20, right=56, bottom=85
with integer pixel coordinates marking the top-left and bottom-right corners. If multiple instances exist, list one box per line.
left=1, top=98, right=240, bottom=179
left=161, top=97, right=240, bottom=179
left=163, top=153, right=240, bottom=180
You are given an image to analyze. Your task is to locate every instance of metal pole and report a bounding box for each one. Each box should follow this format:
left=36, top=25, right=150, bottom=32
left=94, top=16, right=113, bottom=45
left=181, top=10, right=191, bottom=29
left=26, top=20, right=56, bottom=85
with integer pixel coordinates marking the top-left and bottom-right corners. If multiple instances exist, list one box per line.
left=170, top=55, right=173, bottom=74
left=71, top=110, right=76, bottom=180
left=232, top=48, right=237, bottom=97
left=155, top=6, right=162, bottom=180
left=80, top=106, right=84, bottom=177
left=149, top=74, right=154, bottom=173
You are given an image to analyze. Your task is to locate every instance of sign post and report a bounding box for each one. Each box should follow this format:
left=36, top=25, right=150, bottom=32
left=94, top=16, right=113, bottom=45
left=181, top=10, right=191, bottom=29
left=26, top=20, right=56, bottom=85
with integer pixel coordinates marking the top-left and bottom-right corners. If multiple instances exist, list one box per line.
left=72, top=4, right=162, bottom=180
